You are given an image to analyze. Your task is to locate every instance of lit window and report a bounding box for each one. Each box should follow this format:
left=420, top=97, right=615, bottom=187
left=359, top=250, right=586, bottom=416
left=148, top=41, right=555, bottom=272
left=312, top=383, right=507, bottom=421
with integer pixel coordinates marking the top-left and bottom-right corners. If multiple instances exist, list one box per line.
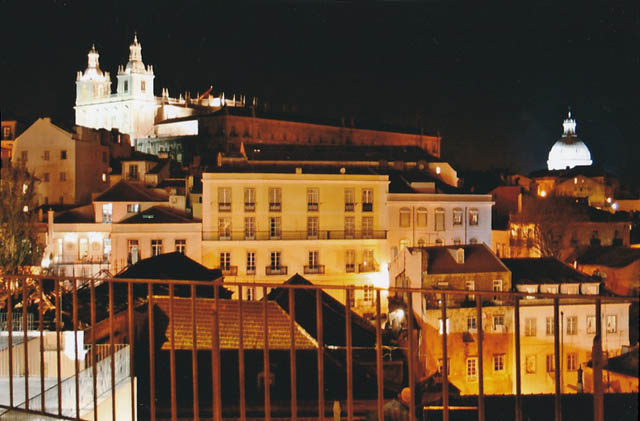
left=141, top=81, right=146, bottom=92
left=127, top=203, right=140, bottom=213
left=244, top=188, right=256, bottom=211
left=269, top=216, right=281, bottom=239
left=546, top=317, right=554, bottom=336
left=218, top=187, right=231, bottom=211
left=566, top=316, right=578, bottom=335
left=362, top=216, right=373, bottom=238
left=417, top=238, right=426, bottom=247
left=399, top=239, right=409, bottom=250
left=467, top=315, right=477, bottom=331
left=102, top=203, right=113, bottom=223
left=344, top=216, right=355, bottom=238
left=307, top=216, right=319, bottom=239
left=469, top=209, right=479, bottom=226
left=244, top=217, right=255, bottom=239
left=606, top=315, right=617, bottom=333
left=344, top=188, right=355, bottom=211
left=269, top=187, right=282, bottom=211
left=78, top=238, right=89, bottom=259
left=102, top=173, right=107, bottom=182
left=308, top=250, right=319, bottom=270
left=175, top=239, right=186, bottom=254
left=246, top=252, right=256, bottom=274
left=465, top=280, right=475, bottom=301
left=567, top=353, right=578, bottom=371
left=127, top=239, right=139, bottom=264
left=493, top=354, right=505, bottom=372
left=525, top=355, right=536, bottom=373
left=416, top=207, right=427, bottom=227
left=453, top=208, right=463, bottom=226
left=43, top=150, right=50, bottom=161
left=469, top=238, right=478, bottom=244
left=399, top=207, right=411, bottom=227
left=270, top=251, right=281, bottom=269
left=103, top=238, right=112, bottom=259
left=435, top=238, right=443, bottom=246
left=466, top=358, right=478, bottom=381
left=493, top=314, right=505, bottom=332
left=438, top=318, right=450, bottom=335
left=362, top=188, right=373, bottom=212
left=220, top=252, right=231, bottom=271
left=128, top=164, right=138, bottom=181
left=435, top=208, right=445, bottom=231
left=219, top=217, right=232, bottom=240
left=525, top=318, right=537, bottom=336
left=546, top=354, right=555, bottom=373
left=307, top=188, right=319, bottom=211
left=346, top=249, right=356, bottom=272
left=151, top=239, right=163, bottom=256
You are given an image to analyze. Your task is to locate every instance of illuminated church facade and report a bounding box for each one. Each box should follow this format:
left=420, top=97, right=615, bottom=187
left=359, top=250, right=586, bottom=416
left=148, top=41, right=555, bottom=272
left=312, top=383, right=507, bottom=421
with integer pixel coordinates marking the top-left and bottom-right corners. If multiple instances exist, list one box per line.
left=75, top=35, right=242, bottom=142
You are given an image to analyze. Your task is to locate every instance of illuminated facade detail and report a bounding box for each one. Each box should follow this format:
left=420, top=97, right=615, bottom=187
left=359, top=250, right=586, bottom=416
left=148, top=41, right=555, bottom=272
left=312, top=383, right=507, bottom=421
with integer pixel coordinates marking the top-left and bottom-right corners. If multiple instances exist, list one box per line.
left=201, top=171, right=390, bottom=308
left=547, top=112, right=593, bottom=170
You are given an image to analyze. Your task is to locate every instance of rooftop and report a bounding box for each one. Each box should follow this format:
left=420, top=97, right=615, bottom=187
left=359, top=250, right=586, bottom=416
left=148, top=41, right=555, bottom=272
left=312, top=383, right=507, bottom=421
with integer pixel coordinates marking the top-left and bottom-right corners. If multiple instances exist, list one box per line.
left=153, top=296, right=318, bottom=351
left=411, top=244, right=508, bottom=275
left=119, top=205, right=197, bottom=224
left=577, top=246, right=640, bottom=268
left=93, top=180, right=168, bottom=202
left=502, top=257, right=596, bottom=285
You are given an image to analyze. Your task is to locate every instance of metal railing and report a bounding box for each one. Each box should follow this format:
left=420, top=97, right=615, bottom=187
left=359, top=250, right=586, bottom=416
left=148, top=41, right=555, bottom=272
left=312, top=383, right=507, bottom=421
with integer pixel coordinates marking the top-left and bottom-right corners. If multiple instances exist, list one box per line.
left=0, top=275, right=637, bottom=421
left=203, top=229, right=387, bottom=241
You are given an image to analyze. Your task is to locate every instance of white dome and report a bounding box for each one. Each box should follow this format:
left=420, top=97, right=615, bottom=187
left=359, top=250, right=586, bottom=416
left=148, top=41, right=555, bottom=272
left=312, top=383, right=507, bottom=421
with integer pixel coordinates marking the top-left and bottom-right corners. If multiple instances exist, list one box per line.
left=546, top=112, right=592, bottom=170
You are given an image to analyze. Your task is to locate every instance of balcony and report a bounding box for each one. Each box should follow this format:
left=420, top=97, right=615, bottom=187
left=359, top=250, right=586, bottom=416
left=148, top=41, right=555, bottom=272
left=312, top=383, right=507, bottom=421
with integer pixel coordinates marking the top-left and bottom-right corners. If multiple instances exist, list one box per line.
left=303, top=265, right=325, bottom=275
left=307, top=203, right=319, bottom=212
left=345, top=263, right=356, bottom=273
left=344, top=202, right=355, bottom=212
left=265, top=265, right=288, bottom=275
left=269, top=202, right=281, bottom=212
left=218, top=202, right=231, bottom=212
left=203, top=230, right=387, bottom=241
left=244, top=202, right=255, bottom=212
left=221, top=266, right=238, bottom=276
left=362, top=202, right=373, bottom=212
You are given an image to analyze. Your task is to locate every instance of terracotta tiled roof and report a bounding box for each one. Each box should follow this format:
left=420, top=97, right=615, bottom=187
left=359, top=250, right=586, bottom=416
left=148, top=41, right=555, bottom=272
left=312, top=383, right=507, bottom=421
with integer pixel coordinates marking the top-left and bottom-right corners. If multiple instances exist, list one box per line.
left=502, top=257, right=595, bottom=284
left=410, top=243, right=509, bottom=275
left=153, top=296, right=317, bottom=351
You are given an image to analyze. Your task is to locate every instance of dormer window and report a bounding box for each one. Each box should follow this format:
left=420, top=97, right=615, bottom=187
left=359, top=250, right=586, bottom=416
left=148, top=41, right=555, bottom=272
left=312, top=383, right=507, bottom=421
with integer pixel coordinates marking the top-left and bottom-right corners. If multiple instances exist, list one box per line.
left=456, top=248, right=465, bottom=264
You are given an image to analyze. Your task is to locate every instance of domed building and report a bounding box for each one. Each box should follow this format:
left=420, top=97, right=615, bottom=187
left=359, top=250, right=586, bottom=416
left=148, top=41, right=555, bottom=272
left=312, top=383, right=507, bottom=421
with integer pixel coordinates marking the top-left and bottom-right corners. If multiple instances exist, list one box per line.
left=547, top=112, right=592, bottom=170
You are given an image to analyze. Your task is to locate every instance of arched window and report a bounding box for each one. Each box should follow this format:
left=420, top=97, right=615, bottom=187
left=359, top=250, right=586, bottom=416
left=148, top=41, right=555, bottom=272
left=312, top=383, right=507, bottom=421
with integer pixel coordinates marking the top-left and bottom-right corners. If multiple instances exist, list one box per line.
left=453, top=208, right=463, bottom=225
left=435, top=238, right=444, bottom=246
left=417, top=238, right=426, bottom=247
left=416, top=207, right=427, bottom=227
left=470, top=238, right=478, bottom=244
left=399, top=207, right=411, bottom=227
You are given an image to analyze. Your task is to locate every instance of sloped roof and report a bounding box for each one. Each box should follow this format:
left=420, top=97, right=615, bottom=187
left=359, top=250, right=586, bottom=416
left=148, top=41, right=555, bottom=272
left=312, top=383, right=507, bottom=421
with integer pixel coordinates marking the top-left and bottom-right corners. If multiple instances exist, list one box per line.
left=413, top=244, right=508, bottom=275
left=501, top=257, right=595, bottom=284
left=153, top=296, right=317, bottom=350
left=93, top=180, right=168, bottom=202
left=54, top=204, right=95, bottom=223
left=577, top=246, right=640, bottom=268
left=119, top=205, right=195, bottom=224
left=116, top=251, right=223, bottom=282
left=147, top=158, right=170, bottom=174
left=267, top=274, right=377, bottom=347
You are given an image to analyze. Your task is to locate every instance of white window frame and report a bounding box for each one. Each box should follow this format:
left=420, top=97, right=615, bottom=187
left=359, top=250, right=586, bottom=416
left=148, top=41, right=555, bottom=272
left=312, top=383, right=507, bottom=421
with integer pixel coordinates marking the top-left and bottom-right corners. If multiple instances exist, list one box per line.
left=246, top=251, right=256, bottom=274
left=466, top=357, right=478, bottom=381
left=493, top=354, right=505, bottom=372
left=151, top=239, right=163, bottom=256
left=175, top=239, right=186, bottom=254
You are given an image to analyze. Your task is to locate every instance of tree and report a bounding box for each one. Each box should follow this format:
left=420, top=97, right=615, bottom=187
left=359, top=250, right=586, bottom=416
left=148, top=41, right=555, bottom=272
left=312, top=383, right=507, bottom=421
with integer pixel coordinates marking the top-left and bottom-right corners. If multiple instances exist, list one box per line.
left=0, top=162, right=45, bottom=274
left=510, top=194, right=589, bottom=259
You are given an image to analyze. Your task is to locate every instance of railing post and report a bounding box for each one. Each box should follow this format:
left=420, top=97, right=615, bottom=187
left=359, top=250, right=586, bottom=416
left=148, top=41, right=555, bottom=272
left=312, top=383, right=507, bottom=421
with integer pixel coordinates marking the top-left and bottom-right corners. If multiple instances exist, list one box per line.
left=147, top=283, right=156, bottom=421
left=593, top=299, right=603, bottom=421
left=22, top=278, right=29, bottom=411
left=55, top=278, right=62, bottom=417
left=441, top=293, right=449, bottom=421
left=238, top=286, right=246, bottom=421
left=7, top=279, right=14, bottom=409
left=514, top=296, right=522, bottom=421
left=212, top=282, right=222, bottom=421
left=316, top=289, right=325, bottom=420
left=109, top=280, right=117, bottom=421
left=191, top=284, right=200, bottom=421
left=289, top=286, right=298, bottom=420
left=553, top=298, right=562, bottom=421
left=127, top=281, right=136, bottom=421
left=169, top=284, right=177, bottom=421
left=407, top=290, right=416, bottom=421
left=263, top=285, right=271, bottom=421
left=476, top=295, right=485, bottom=421
left=72, top=278, right=79, bottom=419
left=376, top=289, right=384, bottom=421
left=38, top=278, right=45, bottom=413
left=91, top=278, right=98, bottom=420
left=345, top=288, right=354, bottom=421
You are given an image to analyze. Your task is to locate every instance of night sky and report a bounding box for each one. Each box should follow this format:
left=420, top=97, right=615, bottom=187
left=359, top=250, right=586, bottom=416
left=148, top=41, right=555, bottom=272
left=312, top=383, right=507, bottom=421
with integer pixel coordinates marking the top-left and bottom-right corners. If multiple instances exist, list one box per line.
left=2, top=1, right=638, bottom=187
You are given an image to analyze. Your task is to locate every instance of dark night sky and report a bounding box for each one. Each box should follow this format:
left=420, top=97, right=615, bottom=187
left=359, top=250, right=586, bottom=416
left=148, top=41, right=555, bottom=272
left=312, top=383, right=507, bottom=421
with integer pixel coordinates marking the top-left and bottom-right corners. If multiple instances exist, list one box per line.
left=2, top=1, right=639, bottom=187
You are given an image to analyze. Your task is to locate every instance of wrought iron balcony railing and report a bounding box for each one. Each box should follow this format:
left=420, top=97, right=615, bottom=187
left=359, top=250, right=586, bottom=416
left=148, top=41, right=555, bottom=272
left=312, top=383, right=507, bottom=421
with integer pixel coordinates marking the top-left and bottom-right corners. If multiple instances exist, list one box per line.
left=303, top=265, right=325, bottom=275
left=203, top=230, right=387, bottom=241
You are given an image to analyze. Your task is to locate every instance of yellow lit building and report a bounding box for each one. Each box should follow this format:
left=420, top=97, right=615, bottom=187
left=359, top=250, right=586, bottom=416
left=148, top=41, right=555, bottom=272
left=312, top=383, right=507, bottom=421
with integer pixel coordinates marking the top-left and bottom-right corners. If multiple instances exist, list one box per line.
left=201, top=169, right=390, bottom=310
